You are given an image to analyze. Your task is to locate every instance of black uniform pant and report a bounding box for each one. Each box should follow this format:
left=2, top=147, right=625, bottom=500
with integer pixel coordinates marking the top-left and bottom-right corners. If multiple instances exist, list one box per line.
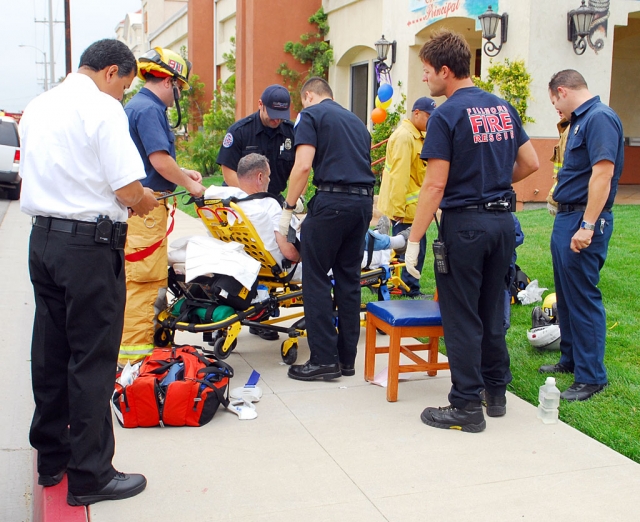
left=300, top=192, right=372, bottom=366
left=435, top=209, right=515, bottom=408
left=28, top=226, right=125, bottom=494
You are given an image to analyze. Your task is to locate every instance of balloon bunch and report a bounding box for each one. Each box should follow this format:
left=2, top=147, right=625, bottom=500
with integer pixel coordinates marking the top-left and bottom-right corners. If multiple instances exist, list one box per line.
left=371, top=83, right=393, bottom=124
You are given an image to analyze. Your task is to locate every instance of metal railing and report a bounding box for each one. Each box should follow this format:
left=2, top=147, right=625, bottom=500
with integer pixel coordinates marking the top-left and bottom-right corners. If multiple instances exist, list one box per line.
left=371, top=138, right=388, bottom=168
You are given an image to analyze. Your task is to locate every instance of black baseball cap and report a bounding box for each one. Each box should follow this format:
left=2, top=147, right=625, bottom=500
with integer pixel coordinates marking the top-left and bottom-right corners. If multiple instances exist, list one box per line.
left=261, top=85, right=291, bottom=120
left=412, top=97, right=437, bottom=114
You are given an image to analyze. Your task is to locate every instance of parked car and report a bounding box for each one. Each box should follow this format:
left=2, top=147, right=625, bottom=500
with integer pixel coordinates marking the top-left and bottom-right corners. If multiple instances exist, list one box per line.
left=0, top=116, right=21, bottom=200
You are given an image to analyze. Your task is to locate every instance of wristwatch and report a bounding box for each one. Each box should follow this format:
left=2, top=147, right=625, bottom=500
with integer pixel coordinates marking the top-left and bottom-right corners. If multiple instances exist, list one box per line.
left=580, top=221, right=596, bottom=231
left=282, top=200, right=296, bottom=210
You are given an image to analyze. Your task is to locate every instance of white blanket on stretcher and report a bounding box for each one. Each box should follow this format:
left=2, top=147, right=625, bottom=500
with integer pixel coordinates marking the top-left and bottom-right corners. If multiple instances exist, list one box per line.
left=168, top=235, right=260, bottom=290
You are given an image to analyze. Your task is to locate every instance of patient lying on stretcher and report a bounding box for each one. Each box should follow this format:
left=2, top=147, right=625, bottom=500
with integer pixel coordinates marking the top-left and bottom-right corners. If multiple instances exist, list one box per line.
left=205, top=153, right=409, bottom=274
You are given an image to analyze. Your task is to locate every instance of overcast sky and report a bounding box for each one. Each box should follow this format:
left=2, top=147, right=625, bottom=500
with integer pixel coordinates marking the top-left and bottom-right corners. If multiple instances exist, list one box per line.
left=1, top=0, right=142, bottom=112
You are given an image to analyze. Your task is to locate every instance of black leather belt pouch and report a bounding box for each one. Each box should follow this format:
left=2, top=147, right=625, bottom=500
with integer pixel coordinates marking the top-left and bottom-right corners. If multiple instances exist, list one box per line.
left=111, top=222, right=128, bottom=250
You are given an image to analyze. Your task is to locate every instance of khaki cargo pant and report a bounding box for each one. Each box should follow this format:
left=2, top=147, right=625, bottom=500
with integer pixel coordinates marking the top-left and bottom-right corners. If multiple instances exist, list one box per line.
left=118, top=201, right=169, bottom=367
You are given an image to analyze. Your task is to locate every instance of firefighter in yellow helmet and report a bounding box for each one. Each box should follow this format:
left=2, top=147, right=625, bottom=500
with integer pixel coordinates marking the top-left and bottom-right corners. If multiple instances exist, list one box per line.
left=119, top=47, right=206, bottom=367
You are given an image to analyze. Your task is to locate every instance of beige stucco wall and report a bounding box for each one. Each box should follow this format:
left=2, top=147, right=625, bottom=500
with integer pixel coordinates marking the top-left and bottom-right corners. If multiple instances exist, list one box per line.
left=411, top=17, right=482, bottom=113
left=148, top=6, right=188, bottom=53
left=327, top=0, right=383, bottom=110
left=143, top=0, right=188, bottom=36
left=611, top=15, right=640, bottom=137
left=216, top=0, right=237, bottom=82
left=325, top=0, right=640, bottom=137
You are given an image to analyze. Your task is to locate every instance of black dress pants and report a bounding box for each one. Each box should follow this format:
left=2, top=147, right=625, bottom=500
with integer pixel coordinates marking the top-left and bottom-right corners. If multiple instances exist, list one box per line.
left=435, top=209, right=515, bottom=408
left=300, top=192, right=372, bottom=366
left=28, top=226, right=125, bottom=494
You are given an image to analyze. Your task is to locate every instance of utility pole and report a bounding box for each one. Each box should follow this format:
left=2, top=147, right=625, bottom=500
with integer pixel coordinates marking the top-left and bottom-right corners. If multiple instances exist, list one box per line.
left=19, top=45, right=48, bottom=91
left=65, top=0, right=72, bottom=74
left=35, top=0, right=64, bottom=87
left=48, top=0, right=55, bottom=85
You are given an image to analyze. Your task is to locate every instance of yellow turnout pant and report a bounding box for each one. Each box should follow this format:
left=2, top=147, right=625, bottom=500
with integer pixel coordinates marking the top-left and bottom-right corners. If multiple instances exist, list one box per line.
left=119, top=202, right=169, bottom=367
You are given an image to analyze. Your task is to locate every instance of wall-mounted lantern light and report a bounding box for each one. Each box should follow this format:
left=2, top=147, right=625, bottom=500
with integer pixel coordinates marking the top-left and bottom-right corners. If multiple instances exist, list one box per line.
left=374, top=35, right=396, bottom=73
left=567, top=0, right=597, bottom=55
left=478, top=5, right=508, bottom=57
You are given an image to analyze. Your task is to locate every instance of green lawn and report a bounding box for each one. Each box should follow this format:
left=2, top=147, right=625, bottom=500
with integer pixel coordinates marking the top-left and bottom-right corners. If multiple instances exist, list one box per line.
left=504, top=206, right=640, bottom=463
left=364, top=207, right=640, bottom=463
left=178, top=186, right=640, bottom=462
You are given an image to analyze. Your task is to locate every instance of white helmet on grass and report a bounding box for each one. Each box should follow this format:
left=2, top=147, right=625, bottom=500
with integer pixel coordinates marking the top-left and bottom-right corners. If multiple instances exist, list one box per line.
left=527, top=325, right=561, bottom=351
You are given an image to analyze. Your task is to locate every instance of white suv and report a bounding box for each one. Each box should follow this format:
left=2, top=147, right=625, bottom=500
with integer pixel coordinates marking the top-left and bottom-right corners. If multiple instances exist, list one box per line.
left=0, top=116, right=21, bottom=200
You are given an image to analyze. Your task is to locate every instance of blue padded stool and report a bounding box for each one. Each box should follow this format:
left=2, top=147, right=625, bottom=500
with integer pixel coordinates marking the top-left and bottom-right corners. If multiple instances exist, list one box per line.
left=365, top=299, right=449, bottom=402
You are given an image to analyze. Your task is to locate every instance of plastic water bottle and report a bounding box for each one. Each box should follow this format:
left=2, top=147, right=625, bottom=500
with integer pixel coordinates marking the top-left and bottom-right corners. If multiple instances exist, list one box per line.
left=537, top=377, right=561, bottom=424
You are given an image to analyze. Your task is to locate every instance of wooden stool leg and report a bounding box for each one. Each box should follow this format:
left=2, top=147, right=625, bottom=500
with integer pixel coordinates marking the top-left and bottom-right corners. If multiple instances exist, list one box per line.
left=386, top=327, right=401, bottom=402
left=364, top=316, right=377, bottom=381
left=426, top=336, right=439, bottom=377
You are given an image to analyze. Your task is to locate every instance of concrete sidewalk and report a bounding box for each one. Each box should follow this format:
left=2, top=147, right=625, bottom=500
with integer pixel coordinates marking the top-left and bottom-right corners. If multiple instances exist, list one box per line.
left=2, top=202, right=640, bottom=521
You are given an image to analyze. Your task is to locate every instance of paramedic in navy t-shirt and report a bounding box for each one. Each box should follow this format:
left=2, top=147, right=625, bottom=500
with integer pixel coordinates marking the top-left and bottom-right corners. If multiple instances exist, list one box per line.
left=279, top=77, right=375, bottom=382
left=405, top=30, right=539, bottom=433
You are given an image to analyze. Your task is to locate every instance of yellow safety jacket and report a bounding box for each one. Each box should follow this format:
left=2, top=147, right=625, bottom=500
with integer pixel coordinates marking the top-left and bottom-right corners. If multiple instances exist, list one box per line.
left=547, top=118, right=570, bottom=207
left=377, top=119, right=426, bottom=224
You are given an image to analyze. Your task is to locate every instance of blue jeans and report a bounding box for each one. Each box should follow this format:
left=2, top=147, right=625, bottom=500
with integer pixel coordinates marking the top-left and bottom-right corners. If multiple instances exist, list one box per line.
left=364, top=230, right=392, bottom=251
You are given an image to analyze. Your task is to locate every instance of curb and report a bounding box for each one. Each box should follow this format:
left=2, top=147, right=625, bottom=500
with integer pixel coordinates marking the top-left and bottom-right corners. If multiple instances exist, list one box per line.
left=33, top=451, right=89, bottom=522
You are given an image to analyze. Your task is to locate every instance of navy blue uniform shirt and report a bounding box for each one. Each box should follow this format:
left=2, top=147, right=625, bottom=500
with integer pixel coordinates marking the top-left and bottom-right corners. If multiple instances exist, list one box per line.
left=294, top=99, right=374, bottom=187
left=216, top=111, right=295, bottom=196
left=125, top=87, right=177, bottom=192
left=553, top=96, right=624, bottom=208
left=421, top=86, right=529, bottom=208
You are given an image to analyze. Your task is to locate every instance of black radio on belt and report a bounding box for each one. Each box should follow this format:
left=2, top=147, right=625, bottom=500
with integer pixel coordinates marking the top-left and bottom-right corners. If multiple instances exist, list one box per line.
left=94, top=215, right=128, bottom=250
left=432, top=213, right=449, bottom=274
left=94, top=215, right=113, bottom=244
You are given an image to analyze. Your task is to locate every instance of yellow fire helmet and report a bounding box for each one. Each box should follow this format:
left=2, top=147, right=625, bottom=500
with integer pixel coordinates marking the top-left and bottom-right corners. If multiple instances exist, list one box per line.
left=542, top=292, right=557, bottom=320
left=137, top=47, right=191, bottom=90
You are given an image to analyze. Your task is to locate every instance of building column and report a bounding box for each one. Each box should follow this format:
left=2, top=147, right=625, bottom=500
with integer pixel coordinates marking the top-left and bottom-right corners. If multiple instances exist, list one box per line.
left=188, top=0, right=215, bottom=130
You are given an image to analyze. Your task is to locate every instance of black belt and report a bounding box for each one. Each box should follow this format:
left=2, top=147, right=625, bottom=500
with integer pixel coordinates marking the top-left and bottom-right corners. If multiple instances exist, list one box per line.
left=557, top=204, right=612, bottom=213
left=33, top=216, right=98, bottom=236
left=317, top=184, right=373, bottom=197
left=448, top=201, right=511, bottom=213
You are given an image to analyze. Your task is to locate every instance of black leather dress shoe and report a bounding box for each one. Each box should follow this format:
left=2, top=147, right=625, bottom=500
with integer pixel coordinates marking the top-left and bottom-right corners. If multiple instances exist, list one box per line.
left=249, top=326, right=279, bottom=341
left=38, top=468, right=66, bottom=487
left=340, top=363, right=355, bottom=377
left=288, top=361, right=341, bottom=381
left=560, top=382, right=608, bottom=402
left=420, top=402, right=486, bottom=433
left=480, top=390, right=507, bottom=417
left=538, top=362, right=573, bottom=374
left=67, top=472, right=147, bottom=506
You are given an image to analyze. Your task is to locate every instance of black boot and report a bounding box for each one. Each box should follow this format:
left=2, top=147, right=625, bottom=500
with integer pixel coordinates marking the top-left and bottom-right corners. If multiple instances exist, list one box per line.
left=288, top=361, right=341, bottom=381
left=480, top=390, right=507, bottom=417
left=249, top=326, right=279, bottom=341
left=339, top=363, right=355, bottom=377
left=67, top=471, right=147, bottom=506
left=420, top=402, right=486, bottom=433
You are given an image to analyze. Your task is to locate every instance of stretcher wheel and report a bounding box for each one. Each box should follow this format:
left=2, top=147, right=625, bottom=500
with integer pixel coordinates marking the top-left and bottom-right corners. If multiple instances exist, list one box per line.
left=154, top=327, right=173, bottom=347
left=281, top=340, right=298, bottom=365
left=213, top=336, right=237, bottom=360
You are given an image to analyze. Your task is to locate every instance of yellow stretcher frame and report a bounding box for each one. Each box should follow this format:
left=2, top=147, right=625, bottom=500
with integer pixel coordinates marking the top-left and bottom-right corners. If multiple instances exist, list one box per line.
left=156, top=196, right=405, bottom=365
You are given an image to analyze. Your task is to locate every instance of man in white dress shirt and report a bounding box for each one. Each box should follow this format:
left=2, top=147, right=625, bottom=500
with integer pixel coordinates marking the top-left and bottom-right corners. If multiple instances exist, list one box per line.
left=20, top=39, right=157, bottom=506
